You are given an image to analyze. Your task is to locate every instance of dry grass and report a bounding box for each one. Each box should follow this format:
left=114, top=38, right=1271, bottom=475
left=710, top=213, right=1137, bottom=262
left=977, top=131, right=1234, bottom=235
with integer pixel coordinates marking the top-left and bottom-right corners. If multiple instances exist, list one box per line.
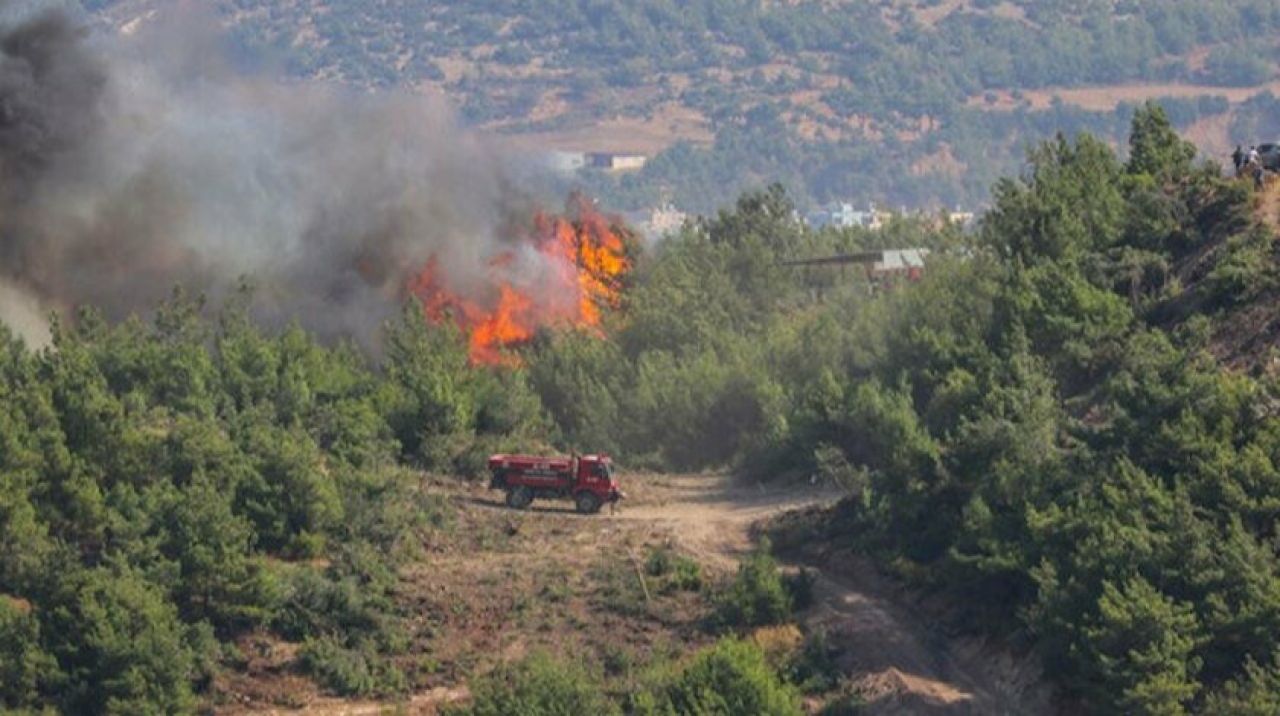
left=213, top=478, right=718, bottom=714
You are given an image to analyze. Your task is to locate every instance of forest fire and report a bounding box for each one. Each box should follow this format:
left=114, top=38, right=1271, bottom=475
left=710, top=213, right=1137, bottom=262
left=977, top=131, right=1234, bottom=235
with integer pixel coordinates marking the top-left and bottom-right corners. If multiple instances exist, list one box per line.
left=408, top=197, right=632, bottom=365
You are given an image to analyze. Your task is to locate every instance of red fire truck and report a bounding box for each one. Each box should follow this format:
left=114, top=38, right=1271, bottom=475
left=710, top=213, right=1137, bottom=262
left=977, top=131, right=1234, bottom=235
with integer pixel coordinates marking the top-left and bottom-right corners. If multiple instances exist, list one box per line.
left=487, top=453, right=623, bottom=514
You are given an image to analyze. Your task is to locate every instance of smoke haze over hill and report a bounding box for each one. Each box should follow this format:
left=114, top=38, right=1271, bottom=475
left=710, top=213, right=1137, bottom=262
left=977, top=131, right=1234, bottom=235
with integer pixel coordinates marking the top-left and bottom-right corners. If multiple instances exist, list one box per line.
left=0, top=0, right=536, bottom=347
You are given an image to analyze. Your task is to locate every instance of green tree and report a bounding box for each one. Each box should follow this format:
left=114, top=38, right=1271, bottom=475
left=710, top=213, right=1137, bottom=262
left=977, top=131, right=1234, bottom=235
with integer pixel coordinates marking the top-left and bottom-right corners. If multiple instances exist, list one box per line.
left=1085, top=578, right=1202, bottom=714
left=1127, top=101, right=1197, bottom=180
left=46, top=568, right=200, bottom=715
left=0, top=598, right=60, bottom=710
left=383, top=302, right=478, bottom=467
left=984, top=132, right=1126, bottom=266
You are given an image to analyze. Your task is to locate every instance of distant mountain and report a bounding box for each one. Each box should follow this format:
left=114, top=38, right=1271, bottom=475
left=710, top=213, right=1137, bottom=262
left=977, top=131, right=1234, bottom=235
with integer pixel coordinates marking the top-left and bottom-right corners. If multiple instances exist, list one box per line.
left=85, top=0, right=1280, bottom=213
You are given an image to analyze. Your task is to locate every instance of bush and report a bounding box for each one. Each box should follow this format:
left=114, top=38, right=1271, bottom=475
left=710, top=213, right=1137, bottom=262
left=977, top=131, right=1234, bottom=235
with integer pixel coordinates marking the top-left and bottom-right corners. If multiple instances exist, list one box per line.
left=1205, top=226, right=1276, bottom=307
left=783, top=568, right=816, bottom=612
left=716, top=538, right=792, bottom=628
left=818, top=689, right=868, bottom=716
left=272, top=566, right=403, bottom=651
left=787, top=630, right=841, bottom=695
left=451, top=652, right=618, bottom=716
left=749, top=624, right=804, bottom=669
left=638, top=638, right=802, bottom=716
left=646, top=545, right=704, bottom=594
left=298, top=635, right=406, bottom=697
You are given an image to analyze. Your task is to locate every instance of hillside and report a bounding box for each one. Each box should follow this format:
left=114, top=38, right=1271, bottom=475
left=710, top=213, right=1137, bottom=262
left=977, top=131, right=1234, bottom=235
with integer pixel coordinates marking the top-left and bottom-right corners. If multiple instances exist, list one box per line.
left=85, top=0, right=1280, bottom=213
left=6, top=72, right=1280, bottom=712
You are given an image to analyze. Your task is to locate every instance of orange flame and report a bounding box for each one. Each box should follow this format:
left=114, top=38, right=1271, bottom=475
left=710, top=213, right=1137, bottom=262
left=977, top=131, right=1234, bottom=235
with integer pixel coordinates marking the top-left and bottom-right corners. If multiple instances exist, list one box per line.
left=409, top=196, right=631, bottom=365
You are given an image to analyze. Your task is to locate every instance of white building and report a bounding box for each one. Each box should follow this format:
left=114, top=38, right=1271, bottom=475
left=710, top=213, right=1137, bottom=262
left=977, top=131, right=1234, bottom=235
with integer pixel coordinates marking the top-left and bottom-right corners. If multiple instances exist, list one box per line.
left=586, top=152, right=648, bottom=172
left=806, top=202, right=884, bottom=230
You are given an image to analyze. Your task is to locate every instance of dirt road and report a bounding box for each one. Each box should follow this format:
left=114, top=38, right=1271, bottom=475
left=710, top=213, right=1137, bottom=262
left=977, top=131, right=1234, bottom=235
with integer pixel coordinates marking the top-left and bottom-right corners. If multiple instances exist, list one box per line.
left=620, top=474, right=1053, bottom=715
left=616, top=473, right=840, bottom=571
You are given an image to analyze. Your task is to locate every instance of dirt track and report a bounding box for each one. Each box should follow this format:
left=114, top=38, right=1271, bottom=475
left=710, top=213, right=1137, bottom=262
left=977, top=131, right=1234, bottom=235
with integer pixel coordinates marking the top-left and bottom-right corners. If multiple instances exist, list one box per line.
left=620, top=474, right=1053, bottom=715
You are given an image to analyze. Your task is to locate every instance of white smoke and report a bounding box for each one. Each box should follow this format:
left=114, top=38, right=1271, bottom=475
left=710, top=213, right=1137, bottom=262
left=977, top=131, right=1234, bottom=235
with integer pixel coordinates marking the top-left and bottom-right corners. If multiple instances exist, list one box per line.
left=0, top=279, right=51, bottom=347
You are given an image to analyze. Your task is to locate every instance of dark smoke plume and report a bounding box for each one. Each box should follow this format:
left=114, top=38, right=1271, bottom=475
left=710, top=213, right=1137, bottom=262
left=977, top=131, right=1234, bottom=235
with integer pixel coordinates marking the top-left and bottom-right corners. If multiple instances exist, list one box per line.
left=0, top=1, right=535, bottom=347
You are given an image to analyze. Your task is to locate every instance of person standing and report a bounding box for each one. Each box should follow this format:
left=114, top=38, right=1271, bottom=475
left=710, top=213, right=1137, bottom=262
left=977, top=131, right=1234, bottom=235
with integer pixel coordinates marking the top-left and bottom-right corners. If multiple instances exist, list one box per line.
left=1233, top=145, right=1245, bottom=174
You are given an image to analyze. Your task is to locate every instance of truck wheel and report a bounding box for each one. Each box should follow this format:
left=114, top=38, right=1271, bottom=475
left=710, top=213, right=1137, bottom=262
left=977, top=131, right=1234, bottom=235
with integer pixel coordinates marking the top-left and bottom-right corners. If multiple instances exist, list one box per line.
left=575, top=491, right=602, bottom=515
left=506, top=486, right=533, bottom=510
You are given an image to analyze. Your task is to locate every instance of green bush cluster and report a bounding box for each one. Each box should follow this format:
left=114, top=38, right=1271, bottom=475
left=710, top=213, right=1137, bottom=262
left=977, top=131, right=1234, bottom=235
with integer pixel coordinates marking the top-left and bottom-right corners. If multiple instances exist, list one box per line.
left=635, top=638, right=802, bottom=716
left=455, top=639, right=801, bottom=716
left=298, top=635, right=407, bottom=698
left=450, top=652, right=618, bottom=716
left=0, top=290, right=541, bottom=711
left=715, top=539, right=794, bottom=630
left=645, top=545, right=703, bottom=594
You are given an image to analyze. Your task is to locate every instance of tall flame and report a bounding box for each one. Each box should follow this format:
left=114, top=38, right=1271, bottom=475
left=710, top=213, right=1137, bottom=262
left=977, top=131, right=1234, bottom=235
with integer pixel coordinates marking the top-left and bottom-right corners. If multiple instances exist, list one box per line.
left=409, top=196, right=631, bottom=365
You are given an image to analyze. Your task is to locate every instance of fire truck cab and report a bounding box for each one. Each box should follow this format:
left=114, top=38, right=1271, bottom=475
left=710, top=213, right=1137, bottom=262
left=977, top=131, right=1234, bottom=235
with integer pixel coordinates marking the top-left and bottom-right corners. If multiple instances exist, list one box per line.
left=487, top=453, right=622, bottom=514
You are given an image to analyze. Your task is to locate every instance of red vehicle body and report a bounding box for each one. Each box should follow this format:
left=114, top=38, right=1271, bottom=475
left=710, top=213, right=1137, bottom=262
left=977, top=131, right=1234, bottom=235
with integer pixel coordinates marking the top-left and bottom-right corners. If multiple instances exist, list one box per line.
left=488, top=453, right=623, bottom=513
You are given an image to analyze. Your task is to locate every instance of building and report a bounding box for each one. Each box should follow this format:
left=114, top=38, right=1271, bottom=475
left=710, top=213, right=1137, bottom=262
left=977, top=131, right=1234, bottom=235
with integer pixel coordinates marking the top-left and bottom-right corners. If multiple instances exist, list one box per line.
left=869, top=249, right=929, bottom=281
left=781, top=248, right=931, bottom=285
left=943, top=207, right=975, bottom=227
left=805, top=202, right=885, bottom=230
left=586, top=152, right=648, bottom=172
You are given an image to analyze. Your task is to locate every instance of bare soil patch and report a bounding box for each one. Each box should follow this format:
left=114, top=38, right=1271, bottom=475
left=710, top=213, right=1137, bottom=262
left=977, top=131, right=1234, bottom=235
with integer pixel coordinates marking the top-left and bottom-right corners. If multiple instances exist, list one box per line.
left=498, top=103, right=714, bottom=155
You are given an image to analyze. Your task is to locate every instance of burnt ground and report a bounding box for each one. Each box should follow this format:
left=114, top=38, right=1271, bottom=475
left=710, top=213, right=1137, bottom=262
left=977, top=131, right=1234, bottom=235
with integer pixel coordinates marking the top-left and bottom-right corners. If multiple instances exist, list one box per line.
left=214, top=473, right=1053, bottom=715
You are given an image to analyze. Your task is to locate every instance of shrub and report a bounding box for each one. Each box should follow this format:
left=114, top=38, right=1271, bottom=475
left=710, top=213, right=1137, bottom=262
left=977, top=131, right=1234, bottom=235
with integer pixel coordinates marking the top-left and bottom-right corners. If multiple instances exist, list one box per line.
left=1205, top=226, right=1277, bottom=307
left=749, top=624, right=804, bottom=669
left=639, top=638, right=802, bottom=716
left=666, top=556, right=704, bottom=594
left=451, top=652, right=618, bottom=716
left=818, top=688, right=868, bottom=716
left=787, top=630, right=841, bottom=695
left=783, top=568, right=816, bottom=611
left=716, top=538, right=792, bottom=628
left=298, top=636, right=406, bottom=697
left=646, top=545, right=704, bottom=594
left=272, top=566, right=408, bottom=654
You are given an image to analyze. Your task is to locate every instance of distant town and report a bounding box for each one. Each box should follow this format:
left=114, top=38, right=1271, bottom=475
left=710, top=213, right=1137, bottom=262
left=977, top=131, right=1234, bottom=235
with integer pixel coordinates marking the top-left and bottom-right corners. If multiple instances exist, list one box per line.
left=540, top=150, right=976, bottom=240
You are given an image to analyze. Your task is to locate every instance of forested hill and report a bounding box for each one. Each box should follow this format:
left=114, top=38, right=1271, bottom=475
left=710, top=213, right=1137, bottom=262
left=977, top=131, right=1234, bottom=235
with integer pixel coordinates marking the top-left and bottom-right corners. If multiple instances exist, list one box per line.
left=88, top=0, right=1280, bottom=212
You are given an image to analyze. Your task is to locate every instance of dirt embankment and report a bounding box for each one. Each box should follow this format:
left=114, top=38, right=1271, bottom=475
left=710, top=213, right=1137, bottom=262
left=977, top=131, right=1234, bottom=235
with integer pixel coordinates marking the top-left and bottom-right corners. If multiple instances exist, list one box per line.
left=220, top=473, right=1053, bottom=715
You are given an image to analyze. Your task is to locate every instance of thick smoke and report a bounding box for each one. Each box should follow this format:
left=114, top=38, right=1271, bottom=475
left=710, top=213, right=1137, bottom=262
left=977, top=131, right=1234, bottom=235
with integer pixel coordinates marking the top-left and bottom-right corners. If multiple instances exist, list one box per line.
left=0, top=2, right=535, bottom=347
